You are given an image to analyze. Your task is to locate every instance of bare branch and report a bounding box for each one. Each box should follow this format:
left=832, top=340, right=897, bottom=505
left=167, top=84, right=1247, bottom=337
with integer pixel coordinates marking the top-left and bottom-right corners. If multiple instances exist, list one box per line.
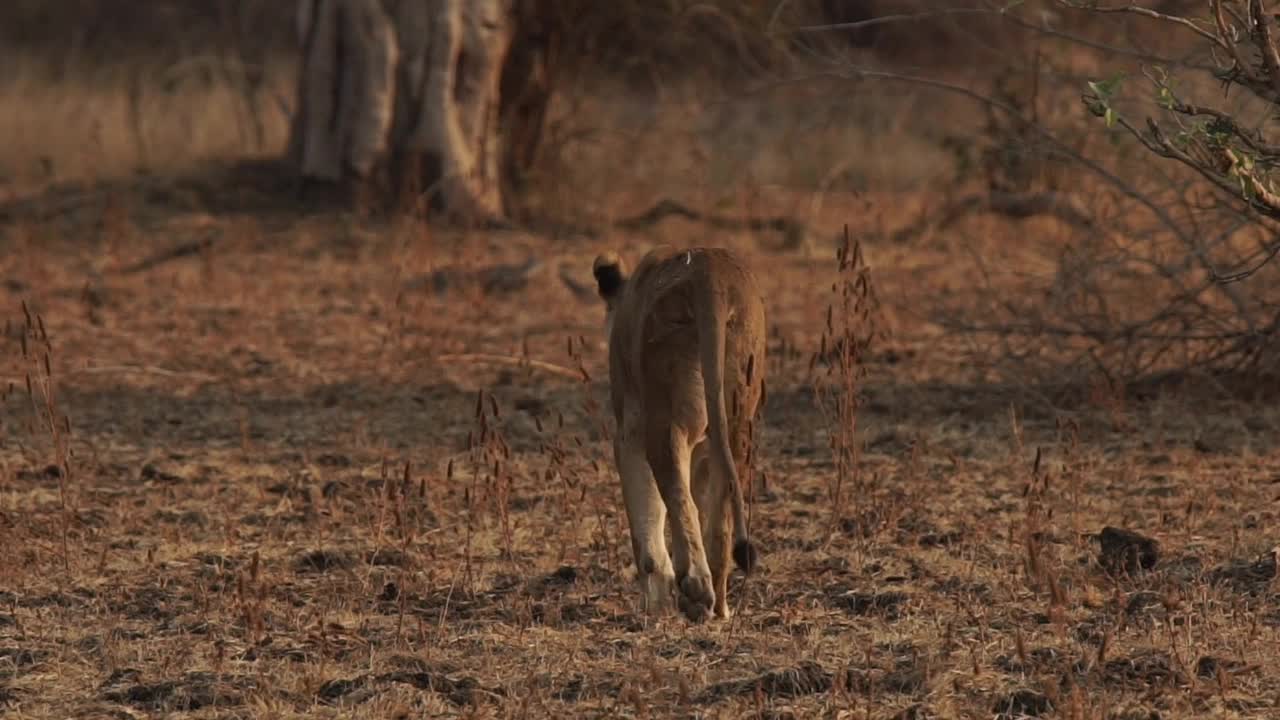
left=1248, top=0, right=1280, bottom=98
left=1138, top=115, right=1280, bottom=216
left=1213, top=0, right=1257, bottom=71
left=1055, top=0, right=1227, bottom=49
left=1002, top=12, right=1215, bottom=69
left=792, top=7, right=999, bottom=34
left=1160, top=98, right=1280, bottom=159
left=1086, top=104, right=1280, bottom=286
left=433, top=354, right=584, bottom=381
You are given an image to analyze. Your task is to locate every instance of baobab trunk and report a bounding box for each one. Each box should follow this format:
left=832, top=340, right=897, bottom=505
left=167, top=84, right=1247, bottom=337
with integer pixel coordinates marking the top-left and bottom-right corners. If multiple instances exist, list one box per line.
left=287, top=0, right=397, bottom=181
left=289, top=0, right=532, bottom=224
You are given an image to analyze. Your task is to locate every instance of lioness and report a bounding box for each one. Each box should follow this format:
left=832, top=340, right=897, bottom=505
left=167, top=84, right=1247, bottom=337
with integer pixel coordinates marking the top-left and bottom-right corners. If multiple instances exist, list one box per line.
left=592, top=245, right=765, bottom=621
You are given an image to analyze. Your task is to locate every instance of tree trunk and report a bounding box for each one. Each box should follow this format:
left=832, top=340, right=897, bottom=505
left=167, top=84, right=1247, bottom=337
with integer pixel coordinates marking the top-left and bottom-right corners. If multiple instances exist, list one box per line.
left=498, top=0, right=557, bottom=204
left=288, top=0, right=397, bottom=181
left=288, top=0, right=551, bottom=223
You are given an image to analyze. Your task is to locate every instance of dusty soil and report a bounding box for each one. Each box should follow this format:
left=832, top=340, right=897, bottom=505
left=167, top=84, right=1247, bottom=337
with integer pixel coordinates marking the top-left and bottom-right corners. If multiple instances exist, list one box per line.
left=2, top=165, right=1279, bottom=720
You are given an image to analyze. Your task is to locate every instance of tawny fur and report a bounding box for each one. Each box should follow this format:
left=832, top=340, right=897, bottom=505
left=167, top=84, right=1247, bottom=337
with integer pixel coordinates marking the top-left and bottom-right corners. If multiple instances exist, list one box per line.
left=592, top=245, right=765, bottom=621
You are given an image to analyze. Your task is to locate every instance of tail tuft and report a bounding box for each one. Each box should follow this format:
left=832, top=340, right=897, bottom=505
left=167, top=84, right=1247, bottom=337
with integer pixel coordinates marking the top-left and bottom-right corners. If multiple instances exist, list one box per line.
left=733, top=539, right=759, bottom=574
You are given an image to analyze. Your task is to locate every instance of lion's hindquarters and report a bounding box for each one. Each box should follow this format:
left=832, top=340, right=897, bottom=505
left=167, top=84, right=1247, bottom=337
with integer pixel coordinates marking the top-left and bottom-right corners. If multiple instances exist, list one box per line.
left=601, top=247, right=766, bottom=621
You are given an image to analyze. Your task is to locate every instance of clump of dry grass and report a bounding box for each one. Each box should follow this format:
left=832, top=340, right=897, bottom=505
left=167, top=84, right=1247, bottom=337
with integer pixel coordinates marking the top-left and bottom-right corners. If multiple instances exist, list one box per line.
left=811, top=223, right=882, bottom=532
left=11, top=301, right=76, bottom=575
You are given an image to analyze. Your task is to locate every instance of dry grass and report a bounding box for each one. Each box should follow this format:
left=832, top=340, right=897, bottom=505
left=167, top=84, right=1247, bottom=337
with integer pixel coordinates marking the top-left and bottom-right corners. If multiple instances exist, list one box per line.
left=0, top=54, right=293, bottom=194
left=3, top=21, right=1280, bottom=720
left=3, top=175, right=1279, bottom=719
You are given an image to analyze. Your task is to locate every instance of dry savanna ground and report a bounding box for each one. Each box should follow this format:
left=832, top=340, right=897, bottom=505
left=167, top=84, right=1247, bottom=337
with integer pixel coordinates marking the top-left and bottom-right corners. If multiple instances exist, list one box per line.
left=3, top=52, right=1280, bottom=720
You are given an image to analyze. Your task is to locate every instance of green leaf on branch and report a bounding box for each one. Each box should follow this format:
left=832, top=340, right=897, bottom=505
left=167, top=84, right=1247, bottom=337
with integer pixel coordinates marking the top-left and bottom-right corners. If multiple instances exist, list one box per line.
left=1084, top=73, right=1126, bottom=128
left=1087, top=73, right=1126, bottom=101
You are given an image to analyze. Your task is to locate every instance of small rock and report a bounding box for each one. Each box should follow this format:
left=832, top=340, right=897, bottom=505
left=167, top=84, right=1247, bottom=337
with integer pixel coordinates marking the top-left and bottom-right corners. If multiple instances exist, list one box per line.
left=1097, top=527, right=1159, bottom=575
left=378, top=582, right=399, bottom=603
left=1195, top=655, right=1247, bottom=679
left=549, top=566, right=577, bottom=584
left=1194, top=656, right=1221, bottom=679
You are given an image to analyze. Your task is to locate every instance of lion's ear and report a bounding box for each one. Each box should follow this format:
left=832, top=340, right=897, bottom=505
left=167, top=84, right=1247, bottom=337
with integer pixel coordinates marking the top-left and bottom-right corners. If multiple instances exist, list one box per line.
left=592, top=252, right=627, bottom=300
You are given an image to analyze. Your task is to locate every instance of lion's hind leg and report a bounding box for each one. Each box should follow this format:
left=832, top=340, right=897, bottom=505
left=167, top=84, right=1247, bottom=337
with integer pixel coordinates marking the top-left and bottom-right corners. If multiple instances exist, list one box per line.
left=692, top=441, right=734, bottom=619
left=647, top=429, right=714, bottom=622
left=615, top=427, right=675, bottom=614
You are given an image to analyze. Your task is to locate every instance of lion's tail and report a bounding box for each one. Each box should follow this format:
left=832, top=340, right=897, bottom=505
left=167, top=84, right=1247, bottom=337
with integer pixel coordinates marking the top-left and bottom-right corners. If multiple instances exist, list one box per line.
left=693, top=264, right=758, bottom=574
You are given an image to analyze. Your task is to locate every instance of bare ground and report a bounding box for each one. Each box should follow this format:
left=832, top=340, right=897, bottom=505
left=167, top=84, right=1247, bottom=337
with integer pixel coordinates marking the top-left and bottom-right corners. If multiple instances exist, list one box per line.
left=2, top=168, right=1280, bottom=720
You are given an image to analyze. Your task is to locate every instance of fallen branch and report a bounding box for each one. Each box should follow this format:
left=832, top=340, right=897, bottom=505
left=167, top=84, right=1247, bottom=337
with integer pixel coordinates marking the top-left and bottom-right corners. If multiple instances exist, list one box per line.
left=433, top=353, right=585, bottom=381
left=117, top=231, right=222, bottom=275
left=613, top=197, right=805, bottom=249
left=534, top=196, right=809, bottom=251
left=1, top=364, right=221, bottom=384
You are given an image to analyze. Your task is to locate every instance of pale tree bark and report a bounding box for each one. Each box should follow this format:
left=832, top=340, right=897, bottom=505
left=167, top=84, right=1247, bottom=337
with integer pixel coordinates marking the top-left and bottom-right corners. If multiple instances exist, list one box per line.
left=288, top=0, right=397, bottom=180
left=289, top=0, right=536, bottom=224
left=404, top=1, right=512, bottom=221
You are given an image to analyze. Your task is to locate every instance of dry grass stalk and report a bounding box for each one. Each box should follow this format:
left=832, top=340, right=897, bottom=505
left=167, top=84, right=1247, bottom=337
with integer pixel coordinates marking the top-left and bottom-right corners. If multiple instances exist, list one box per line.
left=810, top=223, right=881, bottom=534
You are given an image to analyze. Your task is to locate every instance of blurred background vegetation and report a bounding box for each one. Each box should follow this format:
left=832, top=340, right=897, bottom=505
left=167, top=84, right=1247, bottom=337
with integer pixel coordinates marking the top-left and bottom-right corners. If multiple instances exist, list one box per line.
left=11, top=0, right=1280, bottom=386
